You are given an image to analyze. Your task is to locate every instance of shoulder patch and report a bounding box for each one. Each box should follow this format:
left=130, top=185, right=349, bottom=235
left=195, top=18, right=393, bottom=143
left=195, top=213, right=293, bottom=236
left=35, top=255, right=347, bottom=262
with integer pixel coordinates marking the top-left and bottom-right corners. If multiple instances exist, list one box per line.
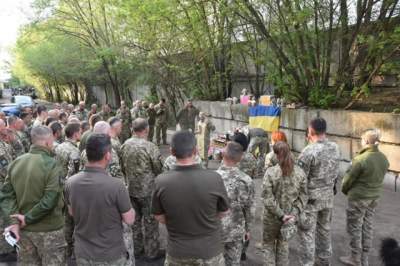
left=0, top=156, right=9, bottom=169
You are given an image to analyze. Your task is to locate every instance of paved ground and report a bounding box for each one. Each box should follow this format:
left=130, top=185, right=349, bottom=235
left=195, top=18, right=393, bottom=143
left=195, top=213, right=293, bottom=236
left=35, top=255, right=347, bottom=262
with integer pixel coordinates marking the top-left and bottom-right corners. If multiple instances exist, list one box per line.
left=135, top=140, right=400, bottom=266
left=0, top=123, right=399, bottom=266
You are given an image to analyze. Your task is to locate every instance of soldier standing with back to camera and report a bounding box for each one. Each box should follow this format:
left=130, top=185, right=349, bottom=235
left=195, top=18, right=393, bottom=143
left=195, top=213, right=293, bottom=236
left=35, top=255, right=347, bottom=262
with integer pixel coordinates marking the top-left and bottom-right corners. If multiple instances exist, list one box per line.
left=155, top=99, right=169, bottom=146
left=297, top=117, right=340, bottom=266
left=121, top=118, right=164, bottom=262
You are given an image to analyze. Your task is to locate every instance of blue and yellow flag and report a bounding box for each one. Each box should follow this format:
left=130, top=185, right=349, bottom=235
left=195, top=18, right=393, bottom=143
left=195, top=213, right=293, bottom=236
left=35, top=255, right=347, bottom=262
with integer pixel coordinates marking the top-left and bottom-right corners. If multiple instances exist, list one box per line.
left=248, top=105, right=281, bottom=132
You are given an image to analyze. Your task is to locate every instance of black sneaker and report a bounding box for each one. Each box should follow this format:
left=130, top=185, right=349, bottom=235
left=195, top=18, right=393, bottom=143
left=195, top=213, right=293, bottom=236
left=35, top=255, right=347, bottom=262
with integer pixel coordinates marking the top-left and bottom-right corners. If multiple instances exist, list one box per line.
left=0, top=251, right=17, bottom=262
left=144, top=250, right=166, bottom=262
left=241, top=252, right=247, bottom=261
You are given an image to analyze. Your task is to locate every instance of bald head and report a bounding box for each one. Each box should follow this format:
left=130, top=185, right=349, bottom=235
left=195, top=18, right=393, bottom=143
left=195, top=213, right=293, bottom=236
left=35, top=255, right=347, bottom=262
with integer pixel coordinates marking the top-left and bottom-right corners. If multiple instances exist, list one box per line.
left=93, top=121, right=111, bottom=135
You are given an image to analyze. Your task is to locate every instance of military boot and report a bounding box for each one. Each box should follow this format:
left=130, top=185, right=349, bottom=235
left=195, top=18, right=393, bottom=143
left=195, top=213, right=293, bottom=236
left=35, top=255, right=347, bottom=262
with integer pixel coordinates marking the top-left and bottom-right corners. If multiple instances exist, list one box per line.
left=361, top=252, right=368, bottom=266
left=339, top=252, right=361, bottom=266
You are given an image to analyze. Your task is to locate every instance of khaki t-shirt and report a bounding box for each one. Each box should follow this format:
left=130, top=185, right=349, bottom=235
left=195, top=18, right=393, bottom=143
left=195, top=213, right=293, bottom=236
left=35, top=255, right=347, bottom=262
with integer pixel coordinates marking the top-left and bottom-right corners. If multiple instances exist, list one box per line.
left=65, top=167, right=132, bottom=261
left=152, top=164, right=230, bottom=259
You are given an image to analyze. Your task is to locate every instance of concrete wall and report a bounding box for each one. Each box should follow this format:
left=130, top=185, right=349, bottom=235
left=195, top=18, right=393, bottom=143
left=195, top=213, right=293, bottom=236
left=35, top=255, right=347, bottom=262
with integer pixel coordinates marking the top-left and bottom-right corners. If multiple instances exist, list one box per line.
left=194, top=101, right=400, bottom=173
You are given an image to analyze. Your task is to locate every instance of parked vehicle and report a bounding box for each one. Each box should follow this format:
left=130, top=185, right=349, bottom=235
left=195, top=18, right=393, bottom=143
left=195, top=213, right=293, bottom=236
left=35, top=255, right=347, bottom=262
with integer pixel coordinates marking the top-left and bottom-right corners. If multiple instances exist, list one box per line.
left=0, top=95, right=36, bottom=117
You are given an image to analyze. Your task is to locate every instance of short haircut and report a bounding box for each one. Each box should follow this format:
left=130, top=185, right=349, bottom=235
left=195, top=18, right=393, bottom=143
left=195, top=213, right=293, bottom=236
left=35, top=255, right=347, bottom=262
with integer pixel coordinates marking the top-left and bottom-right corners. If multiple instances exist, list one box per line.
left=108, top=117, right=121, bottom=127
left=93, top=121, right=111, bottom=134
left=59, top=112, right=67, bottom=120
left=132, top=118, right=148, bottom=132
left=36, top=105, right=47, bottom=115
left=7, top=116, right=18, bottom=126
left=171, top=131, right=196, bottom=159
left=89, top=114, right=102, bottom=128
left=81, top=121, right=89, bottom=131
left=361, top=129, right=381, bottom=145
left=224, top=141, right=244, bottom=162
left=64, top=123, right=81, bottom=138
left=161, top=98, right=166, bottom=103
left=20, top=112, right=30, bottom=120
left=31, top=126, right=52, bottom=144
left=232, top=132, right=249, bottom=151
left=309, top=117, right=327, bottom=135
left=45, top=117, right=57, bottom=126
left=49, top=121, right=62, bottom=135
left=86, top=133, right=111, bottom=162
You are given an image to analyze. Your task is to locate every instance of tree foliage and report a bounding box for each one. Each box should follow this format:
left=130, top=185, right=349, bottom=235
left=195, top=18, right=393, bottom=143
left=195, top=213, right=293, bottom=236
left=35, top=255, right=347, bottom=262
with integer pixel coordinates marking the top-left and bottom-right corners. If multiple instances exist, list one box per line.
left=11, top=0, right=400, bottom=108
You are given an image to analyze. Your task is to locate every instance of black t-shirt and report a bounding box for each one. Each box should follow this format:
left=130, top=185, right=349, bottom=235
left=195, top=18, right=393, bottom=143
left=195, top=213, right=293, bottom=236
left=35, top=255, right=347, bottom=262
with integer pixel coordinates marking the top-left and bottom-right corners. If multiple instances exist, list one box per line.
left=65, top=167, right=132, bottom=261
left=152, top=164, right=230, bottom=259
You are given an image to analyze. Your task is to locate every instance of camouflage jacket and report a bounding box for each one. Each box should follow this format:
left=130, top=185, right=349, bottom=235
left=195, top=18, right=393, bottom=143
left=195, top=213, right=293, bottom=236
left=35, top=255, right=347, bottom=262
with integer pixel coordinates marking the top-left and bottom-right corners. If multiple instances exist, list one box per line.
left=176, top=107, right=199, bottom=130
left=298, top=139, right=340, bottom=211
left=264, top=151, right=279, bottom=170
left=131, top=107, right=147, bottom=120
left=146, top=108, right=156, bottom=126
left=17, top=130, right=31, bottom=153
left=98, top=111, right=112, bottom=122
left=121, top=136, right=163, bottom=197
left=155, top=105, right=169, bottom=126
left=75, top=109, right=89, bottom=121
left=0, top=141, right=13, bottom=184
left=238, top=152, right=257, bottom=179
left=10, top=132, right=25, bottom=159
left=54, top=139, right=80, bottom=180
left=80, top=148, right=126, bottom=185
left=163, top=155, right=203, bottom=172
left=217, top=165, right=255, bottom=242
left=262, top=164, right=308, bottom=219
left=116, top=107, right=132, bottom=129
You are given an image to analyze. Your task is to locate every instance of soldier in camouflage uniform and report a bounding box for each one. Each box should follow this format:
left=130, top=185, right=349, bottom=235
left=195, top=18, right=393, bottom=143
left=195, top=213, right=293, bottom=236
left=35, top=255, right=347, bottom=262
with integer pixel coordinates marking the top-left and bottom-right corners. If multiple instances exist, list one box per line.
left=0, top=122, right=17, bottom=260
left=146, top=103, right=156, bottom=142
left=7, top=117, right=25, bottom=159
left=155, top=99, right=169, bottom=145
left=116, top=101, right=132, bottom=144
left=176, top=100, right=199, bottom=132
left=98, top=104, right=113, bottom=122
left=340, top=129, right=389, bottom=266
left=297, top=118, right=340, bottom=266
left=131, top=101, right=147, bottom=120
left=87, top=103, right=98, bottom=119
left=54, top=122, right=81, bottom=257
left=0, top=126, right=66, bottom=265
left=121, top=118, right=163, bottom=260
left=75, top=101, right=89, bottom=121
left=80, top=121, right=135, bottom=266
left=19, top=112, right=32, bottom=150
left=262, top=141, right=308, bottom=266
left=217, top=142, right=255, bottom=266
left=232, top=133, right=257, bottom=179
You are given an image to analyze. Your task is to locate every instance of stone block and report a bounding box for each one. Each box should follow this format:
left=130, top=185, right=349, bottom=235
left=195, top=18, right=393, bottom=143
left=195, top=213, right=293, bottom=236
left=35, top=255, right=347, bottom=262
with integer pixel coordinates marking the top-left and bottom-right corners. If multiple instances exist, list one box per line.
left=379, top=144, right=400, bottom=173
left=231, top=104, right=249, bottom=122
left=292, top=131, right=307, bottom=153
left=327, top=135, right=352, bottom=161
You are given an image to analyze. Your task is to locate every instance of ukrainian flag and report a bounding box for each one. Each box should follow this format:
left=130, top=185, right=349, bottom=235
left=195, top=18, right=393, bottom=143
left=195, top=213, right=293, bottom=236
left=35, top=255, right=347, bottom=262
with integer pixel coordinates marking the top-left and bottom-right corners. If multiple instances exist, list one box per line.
left=248, top=105, right=281, bottom=132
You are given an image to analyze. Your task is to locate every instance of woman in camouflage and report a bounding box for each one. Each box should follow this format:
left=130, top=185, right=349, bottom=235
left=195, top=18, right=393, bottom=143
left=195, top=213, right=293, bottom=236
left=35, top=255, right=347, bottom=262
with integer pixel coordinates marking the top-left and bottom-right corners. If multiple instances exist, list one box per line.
left=262, top=141, right=308, bottom=266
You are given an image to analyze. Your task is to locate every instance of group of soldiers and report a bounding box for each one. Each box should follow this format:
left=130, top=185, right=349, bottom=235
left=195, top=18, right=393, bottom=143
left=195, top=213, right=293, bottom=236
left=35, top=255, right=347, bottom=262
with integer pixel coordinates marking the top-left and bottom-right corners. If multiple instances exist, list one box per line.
left=0, top=98, right=390, bottom=266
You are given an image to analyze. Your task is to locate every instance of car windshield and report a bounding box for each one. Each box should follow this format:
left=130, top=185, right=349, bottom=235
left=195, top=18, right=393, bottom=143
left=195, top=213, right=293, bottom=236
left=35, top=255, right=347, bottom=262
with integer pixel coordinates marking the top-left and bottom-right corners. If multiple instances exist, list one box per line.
left=14, top=96, right=32, bottom=104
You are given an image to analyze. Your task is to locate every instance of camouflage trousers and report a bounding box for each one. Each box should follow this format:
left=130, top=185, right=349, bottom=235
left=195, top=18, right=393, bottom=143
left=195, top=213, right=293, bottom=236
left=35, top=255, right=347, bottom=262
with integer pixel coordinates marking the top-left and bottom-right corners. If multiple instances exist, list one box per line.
left=0, top=211, right=14, bottom=254
left=298, top=208, right=332, bottom=266
left=164, top=253, right=225, bottom=266
left=346, top=199, right=378, bottom=257
left=223, top=241, right=243, bottom=266
left=148, top=125, right=155, bottom=142
left=130, top=196, right=160, bottom=258
left=156, top=124, right=167, bottom=145
left=263, top=215, right=289, bottom=266
left=123, top=223, right=135, bottom=266
left=76, top=255, right=128, bottom=266
left=64, top=211, right=75, bottom=257
left=18, top=228, right=67, bottom=266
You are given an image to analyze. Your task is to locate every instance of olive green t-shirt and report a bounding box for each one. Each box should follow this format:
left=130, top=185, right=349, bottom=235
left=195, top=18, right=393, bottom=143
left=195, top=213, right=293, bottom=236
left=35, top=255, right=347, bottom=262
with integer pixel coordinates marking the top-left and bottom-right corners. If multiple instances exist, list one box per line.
left=152, top=164, right=230, bottom=259
left=65, top=167, right=132, bottom=261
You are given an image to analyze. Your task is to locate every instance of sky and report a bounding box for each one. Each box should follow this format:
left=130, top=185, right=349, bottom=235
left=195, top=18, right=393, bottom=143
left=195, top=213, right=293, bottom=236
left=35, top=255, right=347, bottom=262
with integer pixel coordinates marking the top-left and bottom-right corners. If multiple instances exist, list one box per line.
left=0, top=0, right=34, bottom=81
